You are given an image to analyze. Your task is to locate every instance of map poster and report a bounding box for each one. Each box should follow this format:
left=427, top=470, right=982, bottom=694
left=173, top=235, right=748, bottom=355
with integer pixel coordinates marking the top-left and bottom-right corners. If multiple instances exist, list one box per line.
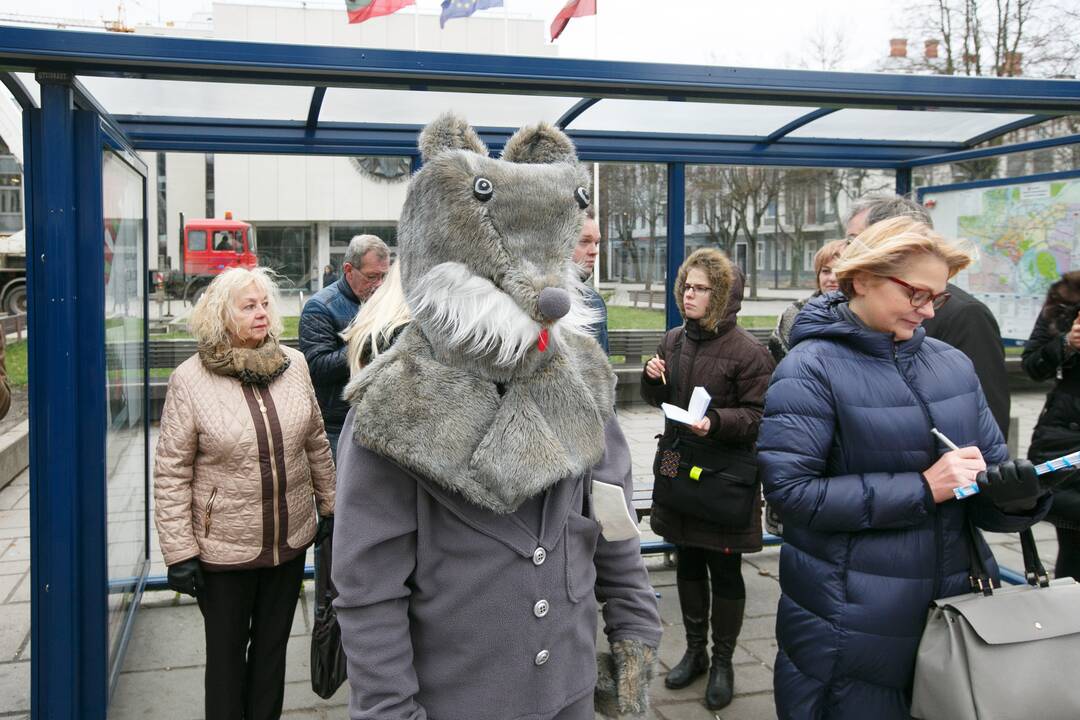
left=923, top=174, right=1080, bottom=343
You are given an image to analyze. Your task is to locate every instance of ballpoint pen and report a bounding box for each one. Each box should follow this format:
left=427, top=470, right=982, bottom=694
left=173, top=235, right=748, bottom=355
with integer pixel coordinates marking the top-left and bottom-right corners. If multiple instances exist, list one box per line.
left=930, top=428, right=980, bottom=500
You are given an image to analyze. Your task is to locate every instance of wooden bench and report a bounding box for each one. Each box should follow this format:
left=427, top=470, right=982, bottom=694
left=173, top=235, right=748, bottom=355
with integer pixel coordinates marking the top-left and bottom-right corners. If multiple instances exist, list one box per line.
left=627, top=289, right=665, bottom=309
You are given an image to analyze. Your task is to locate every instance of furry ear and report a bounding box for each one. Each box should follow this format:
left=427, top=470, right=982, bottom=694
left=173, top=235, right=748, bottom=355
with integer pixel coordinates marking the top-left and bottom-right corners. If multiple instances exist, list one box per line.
left=418, top=112, right=488, bottom=163
left=501, top=122, right=577, bottom=165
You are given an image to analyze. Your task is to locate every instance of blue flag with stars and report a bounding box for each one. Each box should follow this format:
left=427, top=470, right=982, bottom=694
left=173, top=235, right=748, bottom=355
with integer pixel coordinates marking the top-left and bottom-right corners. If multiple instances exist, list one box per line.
left=440, top=0, right=503, bottom=28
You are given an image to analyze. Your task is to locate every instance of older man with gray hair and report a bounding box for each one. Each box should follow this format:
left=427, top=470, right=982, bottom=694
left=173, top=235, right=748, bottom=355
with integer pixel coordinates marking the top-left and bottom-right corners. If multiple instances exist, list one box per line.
left=845, top=193, right=1010, bottom=437
left=300, top=233, right=391, bottom=455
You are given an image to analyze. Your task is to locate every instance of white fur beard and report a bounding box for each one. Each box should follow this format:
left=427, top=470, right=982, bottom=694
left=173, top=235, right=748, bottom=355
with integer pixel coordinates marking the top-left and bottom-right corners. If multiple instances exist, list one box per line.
left=408, top=262, right=602, bottom=368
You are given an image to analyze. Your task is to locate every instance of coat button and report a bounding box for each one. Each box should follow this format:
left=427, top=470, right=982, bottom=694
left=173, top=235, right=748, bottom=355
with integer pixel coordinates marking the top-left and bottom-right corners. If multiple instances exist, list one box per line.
left=533, top=599, right=549, bottom=618
left=534, top=650, right=550, bottom=666
left=532, top=547, right=547, bottom=566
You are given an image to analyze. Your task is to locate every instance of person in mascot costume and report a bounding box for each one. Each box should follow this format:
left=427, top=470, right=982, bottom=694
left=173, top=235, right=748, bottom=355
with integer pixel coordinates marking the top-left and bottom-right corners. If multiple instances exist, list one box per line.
left=332, top=113, right=663, bottom=720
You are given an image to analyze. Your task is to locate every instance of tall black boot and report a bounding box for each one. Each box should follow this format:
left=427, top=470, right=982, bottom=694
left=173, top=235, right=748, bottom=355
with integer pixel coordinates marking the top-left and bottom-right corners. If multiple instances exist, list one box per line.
left=664, top=577, right=710, bottom=689
left=705, top=597, right=744, bottom=710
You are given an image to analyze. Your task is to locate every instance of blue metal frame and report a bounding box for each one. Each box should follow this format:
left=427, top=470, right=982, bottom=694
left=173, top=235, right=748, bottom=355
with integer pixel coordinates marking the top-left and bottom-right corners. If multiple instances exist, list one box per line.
left=903, top=132, right=1080, bottom=168
left=665, top=163, right=685, bottom=330
left=1, top=71, right=36, bottom=109
left=114, top=116, right=959, bottom=168
left=555, top=97, right=599, bottom=129
left=759, top=108, right=836, bottom=145
left=962, top=114, right=1056, bottom=148
left=28, top=77, right=111, bottom=720
left=4, top=27, right=1080, bottom=113
left=306, top=86, right=327, bottom=135
left=916, top=168, right=1080, bottom=200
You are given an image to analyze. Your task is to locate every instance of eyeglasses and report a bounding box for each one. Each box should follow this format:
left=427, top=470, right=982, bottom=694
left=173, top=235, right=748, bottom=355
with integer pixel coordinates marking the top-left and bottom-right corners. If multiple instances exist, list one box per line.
left=360, top=272, right=387, bottom=283
left=886, top=276, right=951, bottom=310
left=684, top=284, right=712, bottom=296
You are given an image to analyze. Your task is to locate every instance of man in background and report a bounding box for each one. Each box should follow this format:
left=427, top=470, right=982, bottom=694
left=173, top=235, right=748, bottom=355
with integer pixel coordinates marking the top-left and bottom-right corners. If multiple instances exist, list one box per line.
left=574, top=207, right=608, bottom=353
left=845, top=194, right=1010, bottom=437
left=299, top=234, right=390, bottom=455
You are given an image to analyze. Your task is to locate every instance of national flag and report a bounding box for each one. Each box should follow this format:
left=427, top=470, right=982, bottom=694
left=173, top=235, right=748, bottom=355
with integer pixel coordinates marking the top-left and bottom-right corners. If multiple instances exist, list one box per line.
left=346, top=0, right=416, bottom=25
left=550, top=0, right=596, bottom=41
left=440, top=0, right=504, bottom=28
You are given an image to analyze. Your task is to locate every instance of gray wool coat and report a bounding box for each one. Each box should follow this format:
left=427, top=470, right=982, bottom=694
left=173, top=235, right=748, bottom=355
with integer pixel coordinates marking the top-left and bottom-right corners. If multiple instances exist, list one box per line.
left=332, top=407, right=662, bottom=720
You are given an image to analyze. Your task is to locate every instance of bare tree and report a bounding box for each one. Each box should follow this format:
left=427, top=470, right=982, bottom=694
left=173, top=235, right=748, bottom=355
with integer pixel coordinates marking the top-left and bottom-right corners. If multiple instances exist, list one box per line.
left=599, top=163, right=667, bottom=290
left=725, top=167, right=782, bottom=298
left=895, top=0, right=1079, bottom=78
left=687, top=166, right=738, bottom=257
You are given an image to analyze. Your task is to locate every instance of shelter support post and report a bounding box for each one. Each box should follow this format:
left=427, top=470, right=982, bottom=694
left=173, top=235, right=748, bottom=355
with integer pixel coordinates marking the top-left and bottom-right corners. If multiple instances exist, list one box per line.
left=665, top=163, right=685, bottom=330
left=28, top=74, right=109, bottom=720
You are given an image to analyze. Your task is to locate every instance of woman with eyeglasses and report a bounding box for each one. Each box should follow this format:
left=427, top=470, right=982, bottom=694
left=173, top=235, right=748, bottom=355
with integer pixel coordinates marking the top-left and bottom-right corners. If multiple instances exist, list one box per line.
left=757, top=217, right=1049, bottom=720
left=640, top=247, right=775, bottom=710
left=1023, top=270, right=1080, bottom=581
left=768, top=238, right=847, bottom=364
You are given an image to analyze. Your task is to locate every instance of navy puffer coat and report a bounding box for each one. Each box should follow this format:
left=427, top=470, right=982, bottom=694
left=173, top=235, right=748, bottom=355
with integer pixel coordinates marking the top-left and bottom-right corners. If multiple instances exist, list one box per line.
left=758, top=293, right=1049, bottom=720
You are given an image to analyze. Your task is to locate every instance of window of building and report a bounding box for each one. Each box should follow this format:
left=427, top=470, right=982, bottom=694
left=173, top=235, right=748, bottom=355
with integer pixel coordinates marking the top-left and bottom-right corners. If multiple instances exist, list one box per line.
left=255, top=224, right=313, bottom=289
left=756, top=240, right=765, bottom=270
left=329, top=224, right=398, bottom=248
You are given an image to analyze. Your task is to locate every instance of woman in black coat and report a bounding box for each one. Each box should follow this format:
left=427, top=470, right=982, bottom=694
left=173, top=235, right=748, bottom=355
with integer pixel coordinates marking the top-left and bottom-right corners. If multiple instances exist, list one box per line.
left=1023, top=270, right=1080, bottom=580
left=640, top=248, right=775, bottom=710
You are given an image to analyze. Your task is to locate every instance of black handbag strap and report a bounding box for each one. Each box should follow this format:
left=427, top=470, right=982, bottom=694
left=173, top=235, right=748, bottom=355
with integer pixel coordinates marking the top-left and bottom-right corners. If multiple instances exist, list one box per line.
left=663, top=329, right=686, bottom=440
left=966, top=521, right=1049, bottom=596
left=1020, top=528, right=1051, bottom=587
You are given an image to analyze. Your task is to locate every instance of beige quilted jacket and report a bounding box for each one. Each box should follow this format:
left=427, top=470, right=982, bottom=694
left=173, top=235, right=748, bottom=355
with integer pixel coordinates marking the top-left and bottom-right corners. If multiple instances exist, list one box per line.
left=153, top=346, right=335, bottom=569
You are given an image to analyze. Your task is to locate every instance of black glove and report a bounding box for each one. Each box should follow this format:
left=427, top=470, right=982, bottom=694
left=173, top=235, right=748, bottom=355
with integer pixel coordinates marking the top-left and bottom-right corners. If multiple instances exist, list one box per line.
left=315, top=515, right=334, bottom=546
left=976, top=459, right=1042, bottom=513
left=166, top=558, right=204, bottom=598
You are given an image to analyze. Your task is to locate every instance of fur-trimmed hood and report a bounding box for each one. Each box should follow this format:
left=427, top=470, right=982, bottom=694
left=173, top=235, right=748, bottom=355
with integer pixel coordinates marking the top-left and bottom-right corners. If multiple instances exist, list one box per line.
left=673, top=248, right=741, bottom=334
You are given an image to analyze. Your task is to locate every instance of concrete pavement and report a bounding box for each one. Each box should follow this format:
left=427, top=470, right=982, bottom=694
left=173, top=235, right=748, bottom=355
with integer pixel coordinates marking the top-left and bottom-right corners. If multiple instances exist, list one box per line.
left=0, top=393, right=1063, bottom=719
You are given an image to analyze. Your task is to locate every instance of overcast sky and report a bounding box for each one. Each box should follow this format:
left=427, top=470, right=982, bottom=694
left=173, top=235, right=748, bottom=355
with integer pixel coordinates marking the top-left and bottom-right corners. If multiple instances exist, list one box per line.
left=1, top=0, right=906, bottom=71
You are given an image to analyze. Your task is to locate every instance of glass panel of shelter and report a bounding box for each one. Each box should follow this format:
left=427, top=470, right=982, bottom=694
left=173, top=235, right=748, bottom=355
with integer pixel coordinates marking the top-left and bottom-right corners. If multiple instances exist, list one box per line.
left=102, top=148, right=148, bottom=670
left=319, top=87, right=582, bottom=127
left=787, top=108, right=1036, bottom=143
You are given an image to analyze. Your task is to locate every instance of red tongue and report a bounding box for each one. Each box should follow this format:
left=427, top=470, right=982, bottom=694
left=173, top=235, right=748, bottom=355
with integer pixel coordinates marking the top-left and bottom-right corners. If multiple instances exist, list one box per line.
left=537, top=328, right=549, bottom=352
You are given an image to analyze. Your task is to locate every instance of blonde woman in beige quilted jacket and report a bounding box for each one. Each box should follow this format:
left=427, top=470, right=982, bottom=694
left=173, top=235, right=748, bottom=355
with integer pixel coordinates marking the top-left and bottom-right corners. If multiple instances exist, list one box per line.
left=153, top=267, right=335, bottom=720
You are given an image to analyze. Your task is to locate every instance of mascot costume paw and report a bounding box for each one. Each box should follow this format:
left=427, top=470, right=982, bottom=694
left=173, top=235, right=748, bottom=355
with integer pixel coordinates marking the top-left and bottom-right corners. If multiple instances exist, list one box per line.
left=331, top=113, right=661, bottom=720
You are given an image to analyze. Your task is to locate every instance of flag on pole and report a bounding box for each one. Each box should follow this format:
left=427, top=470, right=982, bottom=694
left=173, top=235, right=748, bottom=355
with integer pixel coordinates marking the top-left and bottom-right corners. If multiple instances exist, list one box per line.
left=550, top=0, right=596, bottom=41
left=440, top=0, right=504, bottom=28
left=346, top=0, right=416, bottom=25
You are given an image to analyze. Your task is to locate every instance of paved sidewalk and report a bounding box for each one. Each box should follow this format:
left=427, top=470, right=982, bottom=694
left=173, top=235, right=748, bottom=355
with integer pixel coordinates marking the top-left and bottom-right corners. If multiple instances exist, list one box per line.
left=0, top=394, right=1063, bottom=719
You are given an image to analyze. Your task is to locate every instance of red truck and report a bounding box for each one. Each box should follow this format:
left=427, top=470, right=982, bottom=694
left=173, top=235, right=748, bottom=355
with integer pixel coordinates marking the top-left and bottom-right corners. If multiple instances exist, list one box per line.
left=162, top=212, right=258, bottom=304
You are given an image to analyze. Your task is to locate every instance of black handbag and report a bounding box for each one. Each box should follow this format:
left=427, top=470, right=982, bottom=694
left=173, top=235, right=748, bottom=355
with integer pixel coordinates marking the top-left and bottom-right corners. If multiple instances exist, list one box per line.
left=652, top=432, right=759, bottom=526
left=650, top=328, right=760, bottom=526
left=310, top=533, right=348, bottom=700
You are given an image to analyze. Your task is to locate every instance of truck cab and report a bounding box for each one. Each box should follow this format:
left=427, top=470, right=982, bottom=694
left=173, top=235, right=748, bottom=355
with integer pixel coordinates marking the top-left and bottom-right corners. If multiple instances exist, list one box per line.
left=165, top=212, right=258, bottom=303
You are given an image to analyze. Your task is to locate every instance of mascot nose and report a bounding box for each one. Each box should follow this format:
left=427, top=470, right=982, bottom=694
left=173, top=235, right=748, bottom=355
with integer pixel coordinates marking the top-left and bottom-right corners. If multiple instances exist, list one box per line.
left=537, top=286, right=571, bottom=321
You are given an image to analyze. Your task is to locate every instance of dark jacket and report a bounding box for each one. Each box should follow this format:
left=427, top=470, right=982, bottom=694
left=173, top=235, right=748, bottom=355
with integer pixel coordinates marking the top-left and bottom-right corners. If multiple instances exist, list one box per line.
left=333, top=410, right=661, bottom=720
left=768, top=293, right=814, bottom=364
left=758, top=293, right=1049, bottom=720
left=641, top=269, right=775, bottom=553
left=1023, top=310, right=1080, bottom=529
left=922, top=283, right=1010, bottom=437
left=581, top=284, right=609, bottom=354
left=299, top=276, right=360, bottom=437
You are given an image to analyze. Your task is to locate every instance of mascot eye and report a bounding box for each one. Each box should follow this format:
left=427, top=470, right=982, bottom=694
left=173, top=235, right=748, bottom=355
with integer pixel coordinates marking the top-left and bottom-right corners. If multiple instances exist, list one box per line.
left=473, top=176, right=494, bottom=201
left=574, top=186, right=590, bottom=209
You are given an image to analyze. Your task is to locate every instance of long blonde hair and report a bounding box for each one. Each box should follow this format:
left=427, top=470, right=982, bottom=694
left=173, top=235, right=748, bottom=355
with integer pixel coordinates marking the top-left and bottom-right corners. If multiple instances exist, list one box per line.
left=188, top=267, right=284, bottom=347
left=833, top=217, right=972, bottom=298
left=342, top=263, right=410, bottom=375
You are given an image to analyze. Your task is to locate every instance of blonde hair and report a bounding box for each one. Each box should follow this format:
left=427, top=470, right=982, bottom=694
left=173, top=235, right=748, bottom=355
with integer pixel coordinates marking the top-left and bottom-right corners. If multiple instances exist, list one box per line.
left=813, top=239, right=847, bottom=289
left=342, top=263, right=410, bottom=375
left=188, top=267, right=284, bottom=347
left=832, top=216, right=971, bottom=298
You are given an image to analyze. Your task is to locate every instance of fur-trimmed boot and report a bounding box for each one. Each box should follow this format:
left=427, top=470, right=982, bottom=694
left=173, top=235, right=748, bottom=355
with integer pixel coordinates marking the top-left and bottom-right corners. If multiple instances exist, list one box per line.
left=705, top=597, right=744, bottom=710
left=664, top=578, right=710, bottom=689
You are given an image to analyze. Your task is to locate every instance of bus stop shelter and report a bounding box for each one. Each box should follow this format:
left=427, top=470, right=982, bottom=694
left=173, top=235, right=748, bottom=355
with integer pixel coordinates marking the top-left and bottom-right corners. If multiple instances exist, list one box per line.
left=1, top=24, right=1079, bottom=719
